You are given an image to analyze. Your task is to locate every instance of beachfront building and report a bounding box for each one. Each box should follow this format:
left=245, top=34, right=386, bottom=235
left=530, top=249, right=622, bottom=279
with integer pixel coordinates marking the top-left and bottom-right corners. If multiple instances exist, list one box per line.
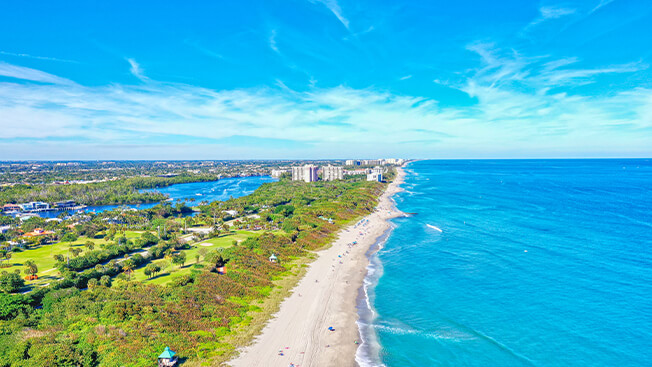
left=367, top=168, right=384, bottom=182
left=385, top=158, right=405, bottom=165
left=157, top=347, right=178, bottom=367
left=322, top=165, right=343, bottom=181
left=291, top=165, right=318, bottom=182
left=345, top=159, right=361, bottom=166
left=367, top=172, right=383, bottom=182
left=362, top=159, right=383, bottom=166
left=344, top=168, right=368, bottom=176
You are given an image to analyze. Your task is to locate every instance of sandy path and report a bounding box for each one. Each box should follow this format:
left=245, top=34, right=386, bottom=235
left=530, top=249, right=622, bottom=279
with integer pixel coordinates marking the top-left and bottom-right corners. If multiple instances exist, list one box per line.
left=229, top=168, right=405, bottom=367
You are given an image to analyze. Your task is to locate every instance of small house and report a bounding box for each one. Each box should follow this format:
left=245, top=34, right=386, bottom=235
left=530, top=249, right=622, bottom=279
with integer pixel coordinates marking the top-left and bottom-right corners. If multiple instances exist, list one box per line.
left=2, top=204, right=21, bottom=212
left=269, top=254, right=278, bottom=263
left=157, top=346, right=178, bottom=367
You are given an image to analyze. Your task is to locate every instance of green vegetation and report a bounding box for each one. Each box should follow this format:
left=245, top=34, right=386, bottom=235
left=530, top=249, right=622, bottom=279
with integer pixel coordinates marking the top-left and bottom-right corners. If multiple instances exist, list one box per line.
left=0, top=171, right=391, bottom=366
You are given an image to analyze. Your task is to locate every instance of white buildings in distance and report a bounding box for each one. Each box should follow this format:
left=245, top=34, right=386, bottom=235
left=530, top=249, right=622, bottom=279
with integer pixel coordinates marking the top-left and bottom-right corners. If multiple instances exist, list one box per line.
left=271, top=158, right=404, bottom=183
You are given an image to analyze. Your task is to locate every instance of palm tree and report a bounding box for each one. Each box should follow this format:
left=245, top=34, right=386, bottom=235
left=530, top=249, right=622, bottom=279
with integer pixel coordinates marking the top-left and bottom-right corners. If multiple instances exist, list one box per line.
left=23, top=260, right=38, bottom=278
left=122, top=259, right=135, bottom=278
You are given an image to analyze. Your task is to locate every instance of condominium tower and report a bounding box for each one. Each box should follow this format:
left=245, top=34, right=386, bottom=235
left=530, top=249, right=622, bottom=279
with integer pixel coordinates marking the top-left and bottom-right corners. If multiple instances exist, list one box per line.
left=291, top=165, right=318, bottom=182
left=322, top=165, right=343, bottom=181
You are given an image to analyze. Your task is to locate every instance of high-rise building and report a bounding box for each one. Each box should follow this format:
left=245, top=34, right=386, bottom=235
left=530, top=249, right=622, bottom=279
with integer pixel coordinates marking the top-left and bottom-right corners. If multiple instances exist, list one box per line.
left=345, top=159, right=360, bottom=166
left=362, top=159, right=382, bottom=166
left=322, top=165, right=343, bottom=181
left=367, top=172, right=383, bottom=182
left=292, top=165, right=318, bottom=182
left=366, top=166, right=384, bottom=182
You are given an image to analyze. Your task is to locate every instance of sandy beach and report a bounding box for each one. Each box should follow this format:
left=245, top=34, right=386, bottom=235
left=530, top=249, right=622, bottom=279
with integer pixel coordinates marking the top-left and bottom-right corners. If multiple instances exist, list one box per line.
left=229, top=167, right=405, bottom=367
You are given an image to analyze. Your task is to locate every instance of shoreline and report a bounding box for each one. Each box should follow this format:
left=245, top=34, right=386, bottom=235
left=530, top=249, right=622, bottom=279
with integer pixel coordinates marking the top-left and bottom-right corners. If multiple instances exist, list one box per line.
left=228, top=167, right=406, bottom=367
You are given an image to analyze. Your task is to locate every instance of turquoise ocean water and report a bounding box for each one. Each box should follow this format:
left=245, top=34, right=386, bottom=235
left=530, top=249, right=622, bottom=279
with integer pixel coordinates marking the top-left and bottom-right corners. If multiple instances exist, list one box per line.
left=358, top=160, right=652, bottom=366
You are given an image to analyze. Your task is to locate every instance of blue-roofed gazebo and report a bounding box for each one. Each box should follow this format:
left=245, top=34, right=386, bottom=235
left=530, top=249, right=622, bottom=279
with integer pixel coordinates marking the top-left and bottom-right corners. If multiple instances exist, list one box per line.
left=158, top=346, right=178, bottom=367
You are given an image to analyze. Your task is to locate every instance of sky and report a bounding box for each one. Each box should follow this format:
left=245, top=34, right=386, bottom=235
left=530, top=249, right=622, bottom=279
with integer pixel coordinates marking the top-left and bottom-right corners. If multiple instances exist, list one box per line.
left=0, top=0, right=651, bottom=160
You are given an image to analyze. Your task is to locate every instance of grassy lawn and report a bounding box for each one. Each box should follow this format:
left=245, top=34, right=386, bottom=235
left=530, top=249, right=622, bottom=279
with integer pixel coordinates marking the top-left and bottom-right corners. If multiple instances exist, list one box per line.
left=6, top=236, right=110, bottom=288
left=6, top=231, right=147, bottom=289
left=128, top=230, right=258, bottom=286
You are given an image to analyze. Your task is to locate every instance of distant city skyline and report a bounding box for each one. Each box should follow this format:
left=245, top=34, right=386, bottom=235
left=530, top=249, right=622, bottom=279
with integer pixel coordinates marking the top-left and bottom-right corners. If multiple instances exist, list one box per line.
left=1, top=0, right=651, bottom=159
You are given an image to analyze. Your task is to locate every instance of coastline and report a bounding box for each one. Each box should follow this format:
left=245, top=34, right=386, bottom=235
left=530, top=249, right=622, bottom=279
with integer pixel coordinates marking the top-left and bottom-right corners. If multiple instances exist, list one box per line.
left=228, top=167, right=406, bottom=367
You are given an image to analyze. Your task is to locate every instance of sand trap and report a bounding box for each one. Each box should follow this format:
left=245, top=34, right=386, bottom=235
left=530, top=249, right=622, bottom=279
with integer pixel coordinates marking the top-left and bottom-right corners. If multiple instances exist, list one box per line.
left=199, top=242, right=214, bottom=247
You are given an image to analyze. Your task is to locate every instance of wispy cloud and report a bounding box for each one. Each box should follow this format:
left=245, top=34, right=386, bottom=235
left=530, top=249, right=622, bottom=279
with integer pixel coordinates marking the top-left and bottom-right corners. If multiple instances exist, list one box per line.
left=310, top=0, right=350, bottom=29
left=1, top=47, right=650, bottom=158
left=399, top=75, right=412, bottom=80
left=269, top=29, right=279, bottom=53
left=590, top=0, right=617, bottom=14
left=525, top=5, right=576, bottom=31
left=0, top=62, right=74, bottom=85
left=0, top=51, right=78, bottom=63
left=126, top=58, right=148, bottom=81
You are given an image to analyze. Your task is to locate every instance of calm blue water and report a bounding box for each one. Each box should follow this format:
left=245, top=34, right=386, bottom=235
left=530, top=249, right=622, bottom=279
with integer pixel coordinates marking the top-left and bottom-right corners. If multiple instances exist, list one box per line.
left=37, top=176, right=276, bottom=217
left=359, top=160, right=652, bottom=367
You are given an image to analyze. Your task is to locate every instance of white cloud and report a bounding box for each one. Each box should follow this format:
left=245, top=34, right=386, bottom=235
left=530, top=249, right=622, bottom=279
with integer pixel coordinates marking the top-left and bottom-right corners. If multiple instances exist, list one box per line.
left=269, top=29, right=279, bottom=53
left=0, top=51, right=77, bottom=63
left=525, top=5, right=576, bottom=30
left=0, top=62, right=74, bottom=85
left=0, top=49, right=650, bottom=159
left=400, top=75, right=412, bottom=80
left=310, top=0, right=350, bottom=29
left=540, top=6, right=576, bottom=20
left=126, top=58, right=148, bottom=81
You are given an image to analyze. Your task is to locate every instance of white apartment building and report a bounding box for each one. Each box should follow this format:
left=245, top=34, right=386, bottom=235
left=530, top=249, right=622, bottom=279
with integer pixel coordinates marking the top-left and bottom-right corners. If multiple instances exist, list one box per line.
left=292, top=165, right=318, bottom=182
left=367, top=172, right=383, bottom=182
left=367, top=166, right=384, bottom=182
left=322, top=165, right=343, bottom=181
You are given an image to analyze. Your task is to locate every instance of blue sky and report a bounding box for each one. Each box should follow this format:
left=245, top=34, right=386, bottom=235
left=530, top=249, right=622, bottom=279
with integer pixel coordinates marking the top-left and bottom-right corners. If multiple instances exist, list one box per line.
left=1, top=0, right=651, bottom=159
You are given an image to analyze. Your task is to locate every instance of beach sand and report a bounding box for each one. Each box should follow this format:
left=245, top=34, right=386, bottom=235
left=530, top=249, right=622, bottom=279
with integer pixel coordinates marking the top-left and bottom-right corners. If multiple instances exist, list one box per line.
left=228, top=167, right=405, bottom=367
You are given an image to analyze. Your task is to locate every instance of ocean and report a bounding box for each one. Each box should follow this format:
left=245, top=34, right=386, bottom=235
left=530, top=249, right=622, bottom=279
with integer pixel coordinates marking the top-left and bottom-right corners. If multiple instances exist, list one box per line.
left=358, top=160, right=652, bottom=366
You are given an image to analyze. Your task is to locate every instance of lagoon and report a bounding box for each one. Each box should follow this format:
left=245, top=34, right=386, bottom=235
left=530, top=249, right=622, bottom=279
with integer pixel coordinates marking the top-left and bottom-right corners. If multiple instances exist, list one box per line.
left=37, top=175, right=276, bottom=218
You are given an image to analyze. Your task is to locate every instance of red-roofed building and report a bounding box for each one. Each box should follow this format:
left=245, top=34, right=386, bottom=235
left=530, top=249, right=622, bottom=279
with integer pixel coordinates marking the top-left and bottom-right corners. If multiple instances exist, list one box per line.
left=22, top=228, right=55, bottom=237
left=2, top=204, right=21, bottom=212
